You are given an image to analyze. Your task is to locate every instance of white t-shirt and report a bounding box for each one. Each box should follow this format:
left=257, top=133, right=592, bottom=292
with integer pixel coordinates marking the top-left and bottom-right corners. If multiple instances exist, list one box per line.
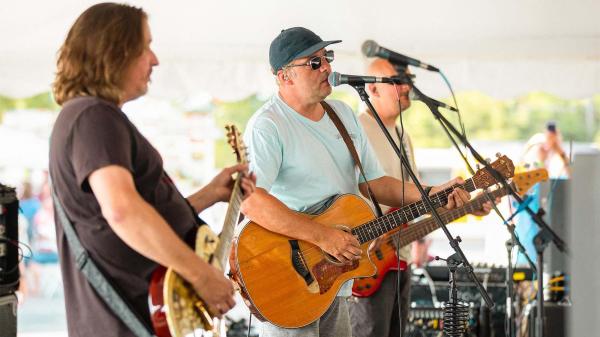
left=245, top=94, right=384, bottom=212
left=244, top=94, right=385, bottom=296
left=358, top=112, right=419, bottom=262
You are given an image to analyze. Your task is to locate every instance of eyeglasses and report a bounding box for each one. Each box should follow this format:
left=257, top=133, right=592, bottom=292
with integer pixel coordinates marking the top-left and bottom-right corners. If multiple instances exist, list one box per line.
left=284, top=50, right=334, bottom=70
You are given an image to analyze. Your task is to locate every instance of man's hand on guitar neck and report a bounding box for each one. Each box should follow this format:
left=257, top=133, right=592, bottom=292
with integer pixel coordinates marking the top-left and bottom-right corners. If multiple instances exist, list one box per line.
left=187, top=164, right=257, bottom=213
left=469, top=196, right=500, bottom=216
left=429, top=177, right=471, bottom=209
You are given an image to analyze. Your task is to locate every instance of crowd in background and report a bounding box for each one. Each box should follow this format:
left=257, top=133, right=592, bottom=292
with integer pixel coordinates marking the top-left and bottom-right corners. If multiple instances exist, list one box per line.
left=16, top=171, right=59, bottom=300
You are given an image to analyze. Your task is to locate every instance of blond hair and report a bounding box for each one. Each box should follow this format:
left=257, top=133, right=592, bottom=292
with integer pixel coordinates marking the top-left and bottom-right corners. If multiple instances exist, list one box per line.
left=53, top=2, right=146, bottom=105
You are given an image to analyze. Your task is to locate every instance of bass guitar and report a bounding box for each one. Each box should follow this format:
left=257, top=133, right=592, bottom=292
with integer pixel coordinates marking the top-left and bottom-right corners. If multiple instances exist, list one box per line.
left=149, top=125, right=247, bottom=337
left=229, top=156, right=514, bottom=328
left=352, top=168, right=548, bottom=297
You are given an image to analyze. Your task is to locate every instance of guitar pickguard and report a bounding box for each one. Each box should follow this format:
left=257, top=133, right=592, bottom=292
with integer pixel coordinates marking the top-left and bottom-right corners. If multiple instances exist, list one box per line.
left=195, top=226, right=220, bottom=267
left=311, top=259, right=359, bottom=294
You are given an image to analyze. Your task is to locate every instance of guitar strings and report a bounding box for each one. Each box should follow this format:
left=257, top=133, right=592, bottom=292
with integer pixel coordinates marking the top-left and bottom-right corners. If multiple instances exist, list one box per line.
left=352, top=179, right=475, bottom=244
left=236, top=169, right=505, bottom=269
left=293, top=182, right=465, bottom=261
left=278, top=180, right=473, bottom=262
left=382, top=186, right=506, bottom=248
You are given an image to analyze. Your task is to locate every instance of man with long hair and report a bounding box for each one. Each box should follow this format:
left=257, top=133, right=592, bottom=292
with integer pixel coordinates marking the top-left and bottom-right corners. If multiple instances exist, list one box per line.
left=49, top=3, right=255, bottom=336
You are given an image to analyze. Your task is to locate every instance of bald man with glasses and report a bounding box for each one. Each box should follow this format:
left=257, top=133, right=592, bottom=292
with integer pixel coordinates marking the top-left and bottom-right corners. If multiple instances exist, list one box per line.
left=239, top=27, right=470, bottom=337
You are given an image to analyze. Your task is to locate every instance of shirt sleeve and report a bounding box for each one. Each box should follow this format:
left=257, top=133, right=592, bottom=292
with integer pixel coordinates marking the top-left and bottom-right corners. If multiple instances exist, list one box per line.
left=243, top=117, right=282, bottom=191
left=69, top=105, right=134, bottom=192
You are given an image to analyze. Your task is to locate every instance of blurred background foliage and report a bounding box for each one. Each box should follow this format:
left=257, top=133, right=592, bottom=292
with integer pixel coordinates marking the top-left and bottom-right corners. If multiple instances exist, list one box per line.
left=1, top=91, right=598, bottom=168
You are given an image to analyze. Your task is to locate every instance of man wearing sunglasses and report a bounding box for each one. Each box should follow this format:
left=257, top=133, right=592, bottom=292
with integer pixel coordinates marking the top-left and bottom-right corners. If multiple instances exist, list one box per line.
left=240, top=27, right=471, bottom=337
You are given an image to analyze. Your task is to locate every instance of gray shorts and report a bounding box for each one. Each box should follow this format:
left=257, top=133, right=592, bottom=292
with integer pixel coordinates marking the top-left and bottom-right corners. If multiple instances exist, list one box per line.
left=259, top=297, right=352, bottom=337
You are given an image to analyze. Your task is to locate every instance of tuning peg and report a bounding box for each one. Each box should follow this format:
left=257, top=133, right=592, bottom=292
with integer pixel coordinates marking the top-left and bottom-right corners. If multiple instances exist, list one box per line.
left=485, top=158, right=491, bottom=164
left=475, top=163, right=481, bottom=170
left=496, top=152, right=501, bottom=158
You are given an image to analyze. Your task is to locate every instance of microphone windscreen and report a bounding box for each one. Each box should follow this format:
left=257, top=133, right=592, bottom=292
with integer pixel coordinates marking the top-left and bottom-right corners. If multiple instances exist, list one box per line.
left=361, top=40, right=379, bottom=57
left=328, top=72, right=341, bottom=87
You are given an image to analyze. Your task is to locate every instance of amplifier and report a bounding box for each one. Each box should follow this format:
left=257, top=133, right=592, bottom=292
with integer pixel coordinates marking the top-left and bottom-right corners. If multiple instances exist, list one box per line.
left=421, top=264, right=535, bottom=284
left=526, top=302, right=570, bottom=337
left=0, top=184, right=19, bottom=296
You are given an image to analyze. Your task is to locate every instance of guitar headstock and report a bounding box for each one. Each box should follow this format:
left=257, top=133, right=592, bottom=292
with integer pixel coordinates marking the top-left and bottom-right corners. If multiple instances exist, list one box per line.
left=225, top=125, right=248, bottom=164
left=472, top=155, right=515, bottom=189
left=512, top=168, right=548, bottom=196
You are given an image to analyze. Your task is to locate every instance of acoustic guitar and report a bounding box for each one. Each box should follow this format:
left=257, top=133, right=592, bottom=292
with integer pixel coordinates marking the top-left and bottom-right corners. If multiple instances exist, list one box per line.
left=352, top=168, right=548, bottom=297
left=149, top=125, right=247, bottom=337
left=229, top=156, right=514, bottom=328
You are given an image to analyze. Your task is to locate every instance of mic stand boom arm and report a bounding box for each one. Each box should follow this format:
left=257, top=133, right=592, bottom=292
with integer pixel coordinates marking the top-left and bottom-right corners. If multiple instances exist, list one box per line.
left=411, top=84, right=569, bottom=337
left=350, top=84, right=495, bottom=308
left=413, top=83, right=537, bottom=337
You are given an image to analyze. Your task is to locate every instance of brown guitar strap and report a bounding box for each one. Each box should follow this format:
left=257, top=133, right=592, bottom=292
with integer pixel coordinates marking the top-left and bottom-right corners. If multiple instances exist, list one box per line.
left=320, top=101, right=383, bottom=217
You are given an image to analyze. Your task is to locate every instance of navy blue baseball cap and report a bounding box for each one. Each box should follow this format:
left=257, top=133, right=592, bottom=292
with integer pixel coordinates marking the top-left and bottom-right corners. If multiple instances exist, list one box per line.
left=269, top=27, right=341, bottom=74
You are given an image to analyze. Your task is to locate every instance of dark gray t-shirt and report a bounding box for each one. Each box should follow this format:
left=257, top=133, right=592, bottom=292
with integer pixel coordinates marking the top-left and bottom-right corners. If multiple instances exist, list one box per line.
left=49, top=96, right=201, bottom=336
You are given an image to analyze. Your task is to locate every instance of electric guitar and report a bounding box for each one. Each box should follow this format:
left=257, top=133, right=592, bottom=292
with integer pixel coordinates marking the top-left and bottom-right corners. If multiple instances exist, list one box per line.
left=149, top=125, right=247, bottom=337
left=352, top=168, right=548, bottom=297
left=229, top=156, right=514, bottom=328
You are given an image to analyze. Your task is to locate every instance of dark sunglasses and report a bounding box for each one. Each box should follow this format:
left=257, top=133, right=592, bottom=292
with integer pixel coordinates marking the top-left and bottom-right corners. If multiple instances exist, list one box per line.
left=285, top=50, right=334, bottom=70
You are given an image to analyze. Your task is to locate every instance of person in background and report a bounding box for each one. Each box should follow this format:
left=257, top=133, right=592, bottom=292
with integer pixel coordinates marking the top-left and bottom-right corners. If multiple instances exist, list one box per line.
left=522, top=121, right=570, bottom=178
left=349, top=58, right=494, bottom=337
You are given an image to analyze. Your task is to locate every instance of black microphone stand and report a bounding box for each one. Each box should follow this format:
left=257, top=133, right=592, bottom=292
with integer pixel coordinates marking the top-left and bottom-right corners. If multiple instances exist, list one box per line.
left=410, top=84, right=568, bottom=337
left=349, top=83, right=495, bottom=311
left=417, top=85, right=537, bottom=337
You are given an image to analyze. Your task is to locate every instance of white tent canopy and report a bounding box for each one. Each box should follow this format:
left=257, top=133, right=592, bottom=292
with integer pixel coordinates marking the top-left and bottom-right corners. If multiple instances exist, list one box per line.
left=2, top=0, right=599, bottom=101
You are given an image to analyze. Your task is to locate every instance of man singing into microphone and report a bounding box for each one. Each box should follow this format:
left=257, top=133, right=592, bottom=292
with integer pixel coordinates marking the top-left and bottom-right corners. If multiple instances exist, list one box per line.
left=348, top=58, right=495, bottom=337
left=240, top=27, right=472, bottom=337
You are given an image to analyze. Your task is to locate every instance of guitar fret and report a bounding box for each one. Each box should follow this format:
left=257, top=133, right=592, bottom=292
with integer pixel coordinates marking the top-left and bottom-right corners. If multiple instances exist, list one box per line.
left=394, top=185, right=512, bottom=249
left=353, top=173, right=506, bottom=245
left=381, top=217, right=389, bottom=234
left=378, top=218, right=386, bottom=236
left=383, top=215, right=394, bottom=233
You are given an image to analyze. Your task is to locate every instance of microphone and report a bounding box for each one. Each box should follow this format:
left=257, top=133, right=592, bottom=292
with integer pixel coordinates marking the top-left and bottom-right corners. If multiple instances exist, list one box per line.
left=409, top=86, right=458, bottom=112
left=362, top=40, right=439, bottom=72
left=328, top=72, right=408, bottom=87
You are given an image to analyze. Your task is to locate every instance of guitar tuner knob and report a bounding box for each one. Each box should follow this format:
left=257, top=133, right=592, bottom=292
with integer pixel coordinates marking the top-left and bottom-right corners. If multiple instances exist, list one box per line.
left=485, top=158, right=491, bottom=164
left=496, top=152, right=501, bottom=158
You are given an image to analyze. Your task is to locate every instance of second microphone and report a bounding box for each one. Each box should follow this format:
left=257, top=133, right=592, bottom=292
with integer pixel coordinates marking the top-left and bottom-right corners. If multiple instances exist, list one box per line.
left=328, top=71, right=411, bottom=87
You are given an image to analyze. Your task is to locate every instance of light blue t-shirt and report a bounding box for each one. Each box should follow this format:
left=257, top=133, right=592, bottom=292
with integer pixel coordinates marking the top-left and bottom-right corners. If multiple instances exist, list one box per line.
left=245, top=94, right=384, bottom=212
left=244, top=94, right=385, bottom=297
